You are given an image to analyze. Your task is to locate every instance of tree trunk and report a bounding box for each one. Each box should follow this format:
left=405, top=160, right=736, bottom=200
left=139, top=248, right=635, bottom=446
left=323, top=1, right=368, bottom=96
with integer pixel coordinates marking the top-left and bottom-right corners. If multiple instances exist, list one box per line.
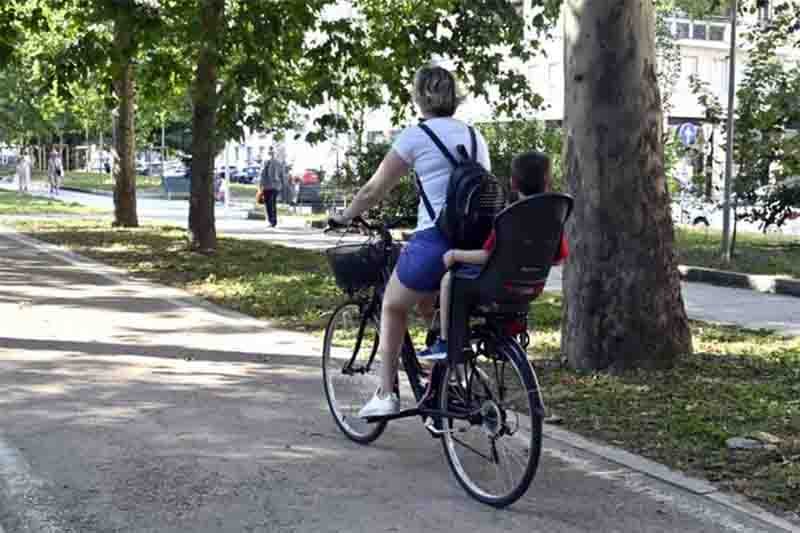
left=562, top=0, right=692, bottom=371
left=188, top=0, right=224, bottom=252
left=112, top=17, right=138, bottom=227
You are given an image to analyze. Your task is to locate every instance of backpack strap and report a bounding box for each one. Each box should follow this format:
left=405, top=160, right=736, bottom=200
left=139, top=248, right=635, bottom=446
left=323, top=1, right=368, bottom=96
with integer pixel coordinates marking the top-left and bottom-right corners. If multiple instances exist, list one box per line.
left=455, top=126, right=477, bottom=161
left=468, top=126, right=477, bottom=162
left=416, top=123, right=456, bottom=223
left=418, top=123, right=458, bottom=167
left=415, top=172, right=437, bottom=222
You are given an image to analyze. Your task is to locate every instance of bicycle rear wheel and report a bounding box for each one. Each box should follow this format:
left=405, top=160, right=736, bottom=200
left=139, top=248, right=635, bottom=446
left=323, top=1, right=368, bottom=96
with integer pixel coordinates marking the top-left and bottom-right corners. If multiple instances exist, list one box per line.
left=439, top=339, right=542, bottom=507
left=322, top=300, right=387, bottom=443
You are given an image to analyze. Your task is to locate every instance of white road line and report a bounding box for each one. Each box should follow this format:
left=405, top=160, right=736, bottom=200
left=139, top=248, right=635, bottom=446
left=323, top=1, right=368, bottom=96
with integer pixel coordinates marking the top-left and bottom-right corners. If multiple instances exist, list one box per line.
left=0, top=433, right=67, bottom=533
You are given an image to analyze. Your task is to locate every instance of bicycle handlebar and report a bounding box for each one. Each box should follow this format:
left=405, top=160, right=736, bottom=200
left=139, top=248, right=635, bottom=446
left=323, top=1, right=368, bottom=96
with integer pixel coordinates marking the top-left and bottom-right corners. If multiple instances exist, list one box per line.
left=325, top=216, right=410, bottom=235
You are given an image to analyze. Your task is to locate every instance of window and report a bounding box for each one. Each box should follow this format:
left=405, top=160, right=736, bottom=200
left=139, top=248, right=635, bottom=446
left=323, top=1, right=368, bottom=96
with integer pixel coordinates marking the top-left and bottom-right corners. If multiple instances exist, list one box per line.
left=668, top=17, right=730, bottom=42
left=709, top=25, right=725, bottom=41
left=692, top=24, right=707, bottom=40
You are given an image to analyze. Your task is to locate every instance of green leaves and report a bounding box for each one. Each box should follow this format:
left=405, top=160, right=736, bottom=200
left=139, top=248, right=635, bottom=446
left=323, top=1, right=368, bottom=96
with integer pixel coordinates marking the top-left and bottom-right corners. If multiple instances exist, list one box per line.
left=301, top=0, right=558, bottom=135
left=734, top=5, right=800, bottom=231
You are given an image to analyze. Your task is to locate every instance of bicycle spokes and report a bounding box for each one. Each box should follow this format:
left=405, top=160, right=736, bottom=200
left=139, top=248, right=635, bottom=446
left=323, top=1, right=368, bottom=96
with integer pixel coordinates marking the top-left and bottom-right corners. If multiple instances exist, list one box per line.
left=323, top=301, right=386, bottom=443
left=440, top=349, right=542, bottom=507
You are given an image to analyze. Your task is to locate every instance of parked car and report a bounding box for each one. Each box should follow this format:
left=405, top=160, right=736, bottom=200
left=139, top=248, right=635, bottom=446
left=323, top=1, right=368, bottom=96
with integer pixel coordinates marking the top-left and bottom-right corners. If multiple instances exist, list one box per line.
left=214, top=165, right=242, bottom=182
left=671, top=194, right=720, bottom=228
left=301, top=169, right=320, bottom=185
left=240, top=165, right=260, bottom=184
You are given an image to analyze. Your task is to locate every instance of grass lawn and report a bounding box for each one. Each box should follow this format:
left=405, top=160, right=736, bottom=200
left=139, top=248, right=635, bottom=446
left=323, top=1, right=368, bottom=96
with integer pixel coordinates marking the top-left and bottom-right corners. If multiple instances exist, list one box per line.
left=676, top=226, right=800, bottom=279
left=62, top=171, right=162, bottom=194
left=531, top=293, right=799, bottom=515
left=0, top=191, right=106, bottom=215
left=10, top=217, right=800, bottom=516
left=229, top=182, right=257, bottom=202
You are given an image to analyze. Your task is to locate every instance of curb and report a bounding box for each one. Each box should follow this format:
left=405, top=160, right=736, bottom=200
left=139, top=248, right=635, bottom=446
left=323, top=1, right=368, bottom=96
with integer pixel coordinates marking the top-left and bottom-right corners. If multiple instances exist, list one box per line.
left=544, top=424, right=800, bottom=532
left=60, top=185, right=164, bottom=199
left=61, top=185, right=113, bottom=197
left=678, top=265, right=800, bottom=299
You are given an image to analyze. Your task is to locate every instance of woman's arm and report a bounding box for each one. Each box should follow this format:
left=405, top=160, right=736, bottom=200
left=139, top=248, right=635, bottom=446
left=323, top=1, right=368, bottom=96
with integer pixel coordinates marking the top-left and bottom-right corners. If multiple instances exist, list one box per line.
left=444, top=249, right=491, bottom=268
left=339, top=150, right=409, bottom=221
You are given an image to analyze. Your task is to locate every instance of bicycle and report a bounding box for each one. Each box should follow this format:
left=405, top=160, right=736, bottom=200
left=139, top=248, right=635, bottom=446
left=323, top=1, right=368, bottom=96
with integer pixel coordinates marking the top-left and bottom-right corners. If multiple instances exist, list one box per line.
left=321, top=216, right=546, bottom=508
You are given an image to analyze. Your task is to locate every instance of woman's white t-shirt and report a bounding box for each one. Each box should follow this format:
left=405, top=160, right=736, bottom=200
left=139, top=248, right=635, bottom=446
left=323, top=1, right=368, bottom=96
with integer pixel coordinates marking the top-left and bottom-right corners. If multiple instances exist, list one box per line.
left=391, top=117, right=491, bottom=232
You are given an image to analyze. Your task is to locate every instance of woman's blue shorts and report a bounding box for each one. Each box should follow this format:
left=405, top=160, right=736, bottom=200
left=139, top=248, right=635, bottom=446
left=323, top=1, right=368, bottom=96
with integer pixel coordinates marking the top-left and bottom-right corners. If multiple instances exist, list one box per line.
left=395, top=227, right=450, bottom=292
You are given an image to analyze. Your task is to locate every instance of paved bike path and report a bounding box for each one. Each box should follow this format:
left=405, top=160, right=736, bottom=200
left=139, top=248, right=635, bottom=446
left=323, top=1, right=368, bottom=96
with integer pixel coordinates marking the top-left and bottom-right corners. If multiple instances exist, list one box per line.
left=1, top=229, right=796, bottom=532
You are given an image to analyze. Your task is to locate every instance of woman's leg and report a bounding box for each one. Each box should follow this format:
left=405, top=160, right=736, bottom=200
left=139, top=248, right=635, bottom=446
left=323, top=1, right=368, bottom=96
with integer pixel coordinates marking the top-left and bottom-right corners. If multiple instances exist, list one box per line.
left=377, top=270, right=427, bottom=393
left=416, top=293, right=436, bottom=325
left=439, top=272, right=451, bottom=341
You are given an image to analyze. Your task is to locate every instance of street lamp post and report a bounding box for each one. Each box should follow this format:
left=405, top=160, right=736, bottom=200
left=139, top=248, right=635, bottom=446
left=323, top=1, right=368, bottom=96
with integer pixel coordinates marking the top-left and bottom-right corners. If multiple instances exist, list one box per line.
left=161, top=121, right=166, bottom=179
left=721, top=0, right=738, bottom=263
left=224, top=141, right=231, bottom=211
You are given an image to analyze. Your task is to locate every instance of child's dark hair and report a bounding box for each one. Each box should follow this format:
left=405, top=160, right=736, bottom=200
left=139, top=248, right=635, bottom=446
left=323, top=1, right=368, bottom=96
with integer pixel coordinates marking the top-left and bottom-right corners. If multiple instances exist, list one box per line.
left=511, top=151, right=550, bottom=195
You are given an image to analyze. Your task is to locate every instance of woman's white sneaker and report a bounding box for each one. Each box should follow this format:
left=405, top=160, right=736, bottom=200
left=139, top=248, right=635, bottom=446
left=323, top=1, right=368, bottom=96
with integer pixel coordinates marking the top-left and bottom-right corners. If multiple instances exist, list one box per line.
left=358, top=388, right=400, bottom=418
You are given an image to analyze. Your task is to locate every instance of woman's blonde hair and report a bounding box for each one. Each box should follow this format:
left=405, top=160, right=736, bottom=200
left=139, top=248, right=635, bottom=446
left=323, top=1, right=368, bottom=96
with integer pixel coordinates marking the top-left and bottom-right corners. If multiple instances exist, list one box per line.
left=413, top=65, right=463, bottom=117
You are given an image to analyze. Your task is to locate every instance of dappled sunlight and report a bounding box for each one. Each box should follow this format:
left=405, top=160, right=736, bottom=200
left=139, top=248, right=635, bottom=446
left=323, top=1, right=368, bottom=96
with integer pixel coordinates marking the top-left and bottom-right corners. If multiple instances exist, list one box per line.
left=11, top=219, right=340, bottom=331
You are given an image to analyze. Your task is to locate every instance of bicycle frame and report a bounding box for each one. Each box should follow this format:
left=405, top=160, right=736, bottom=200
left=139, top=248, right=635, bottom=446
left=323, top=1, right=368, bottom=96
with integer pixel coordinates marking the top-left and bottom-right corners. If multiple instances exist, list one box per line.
left=331, top=218, right=543, bottom=427
left=324, top=216, right=547, bottom=508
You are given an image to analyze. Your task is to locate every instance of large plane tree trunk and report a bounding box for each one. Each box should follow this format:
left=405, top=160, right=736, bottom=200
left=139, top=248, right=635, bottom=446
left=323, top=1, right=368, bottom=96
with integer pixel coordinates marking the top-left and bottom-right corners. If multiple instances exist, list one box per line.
left=112, top=15, right=138, bottom=227
left=188, top=0, right=224, bottom=252
left=562, top=0, right=692, bottom=371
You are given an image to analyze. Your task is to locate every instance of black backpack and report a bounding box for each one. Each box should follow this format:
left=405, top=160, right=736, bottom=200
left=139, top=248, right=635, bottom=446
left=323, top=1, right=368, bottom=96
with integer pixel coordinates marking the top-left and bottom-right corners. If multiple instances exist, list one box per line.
left=417, top=123, right=505, bottom=249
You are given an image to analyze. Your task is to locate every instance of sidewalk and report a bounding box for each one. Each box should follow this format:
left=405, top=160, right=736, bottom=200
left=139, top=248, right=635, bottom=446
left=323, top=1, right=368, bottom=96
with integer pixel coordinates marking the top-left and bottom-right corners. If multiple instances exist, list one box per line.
left=545, top=267, right=800, bottom=337
left=3, top=180, right=800, bottom=336
left=1, top=228, right=797, bottom=532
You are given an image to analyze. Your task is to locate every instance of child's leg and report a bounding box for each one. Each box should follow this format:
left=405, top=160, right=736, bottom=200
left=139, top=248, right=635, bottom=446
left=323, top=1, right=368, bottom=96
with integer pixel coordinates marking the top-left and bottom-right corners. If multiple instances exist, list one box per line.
left=439, top=271, right=451, bottom=341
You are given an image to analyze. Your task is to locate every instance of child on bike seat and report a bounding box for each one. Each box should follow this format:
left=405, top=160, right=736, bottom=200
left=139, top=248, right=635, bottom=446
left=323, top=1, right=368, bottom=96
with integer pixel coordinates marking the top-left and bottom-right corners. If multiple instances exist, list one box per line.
left=418, top=150, right=568, bottom=361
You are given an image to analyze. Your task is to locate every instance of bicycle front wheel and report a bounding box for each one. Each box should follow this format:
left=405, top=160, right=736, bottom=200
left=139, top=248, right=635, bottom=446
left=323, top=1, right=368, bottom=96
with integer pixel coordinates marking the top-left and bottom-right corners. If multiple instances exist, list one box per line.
left=322, top=300, right=387, bottom=444
left=439, top=339, right=542, bottom=507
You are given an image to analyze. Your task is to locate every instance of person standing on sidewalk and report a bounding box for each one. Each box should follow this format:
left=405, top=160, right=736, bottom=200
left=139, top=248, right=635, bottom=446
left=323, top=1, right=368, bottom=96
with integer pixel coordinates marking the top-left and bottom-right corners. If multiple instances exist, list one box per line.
left=259, top=147, right=284, bottom=227
left=47, top=147, right=63, bottom=196
left=290, top=175, right=301, bottom=213
left=16, top=148, right=32, bottom=193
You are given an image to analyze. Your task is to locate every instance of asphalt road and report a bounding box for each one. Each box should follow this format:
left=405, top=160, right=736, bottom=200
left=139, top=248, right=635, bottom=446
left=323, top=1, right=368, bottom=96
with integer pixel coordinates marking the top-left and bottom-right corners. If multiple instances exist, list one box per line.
left=0, top=229, right=796, bottom=532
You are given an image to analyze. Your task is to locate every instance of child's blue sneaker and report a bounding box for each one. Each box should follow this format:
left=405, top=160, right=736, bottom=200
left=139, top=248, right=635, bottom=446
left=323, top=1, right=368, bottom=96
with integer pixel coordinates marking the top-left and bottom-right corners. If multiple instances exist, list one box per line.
left=418, top=338, right=448, bottom=361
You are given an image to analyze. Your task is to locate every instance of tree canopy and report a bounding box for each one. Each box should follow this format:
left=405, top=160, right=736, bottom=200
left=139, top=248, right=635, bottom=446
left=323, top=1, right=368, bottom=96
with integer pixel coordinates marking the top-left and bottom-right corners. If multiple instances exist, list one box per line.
left=734, top=2, right=800, bottom=230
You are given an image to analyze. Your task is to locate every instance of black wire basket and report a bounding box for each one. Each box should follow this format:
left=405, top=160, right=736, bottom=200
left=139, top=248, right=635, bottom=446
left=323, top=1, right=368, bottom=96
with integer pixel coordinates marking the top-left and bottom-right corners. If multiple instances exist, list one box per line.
left=326, top=242, right=398, bottom=293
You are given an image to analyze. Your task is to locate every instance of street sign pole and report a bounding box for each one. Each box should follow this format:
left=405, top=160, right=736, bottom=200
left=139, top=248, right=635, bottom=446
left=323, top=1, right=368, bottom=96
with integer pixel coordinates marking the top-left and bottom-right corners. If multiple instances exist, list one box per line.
left=161, top=122, right=166, bottom=179
left=721, top=0, right=737, bottom=263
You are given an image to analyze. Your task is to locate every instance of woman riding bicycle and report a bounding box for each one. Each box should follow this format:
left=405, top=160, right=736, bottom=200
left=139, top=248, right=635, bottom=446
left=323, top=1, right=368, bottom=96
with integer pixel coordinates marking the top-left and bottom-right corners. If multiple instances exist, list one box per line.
left=329, top=64, right=491, bottom=418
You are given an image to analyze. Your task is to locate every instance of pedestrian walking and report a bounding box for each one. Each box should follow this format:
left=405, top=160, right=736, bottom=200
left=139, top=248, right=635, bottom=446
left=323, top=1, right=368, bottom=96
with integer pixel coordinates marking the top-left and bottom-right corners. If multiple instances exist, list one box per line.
left=47, top=147, right=63, bottom=196
left=259, top=148, right=285, bottom=227
left=16, top=149, right=31, bottom=194
left=290, top=176, right=301, bottom=213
